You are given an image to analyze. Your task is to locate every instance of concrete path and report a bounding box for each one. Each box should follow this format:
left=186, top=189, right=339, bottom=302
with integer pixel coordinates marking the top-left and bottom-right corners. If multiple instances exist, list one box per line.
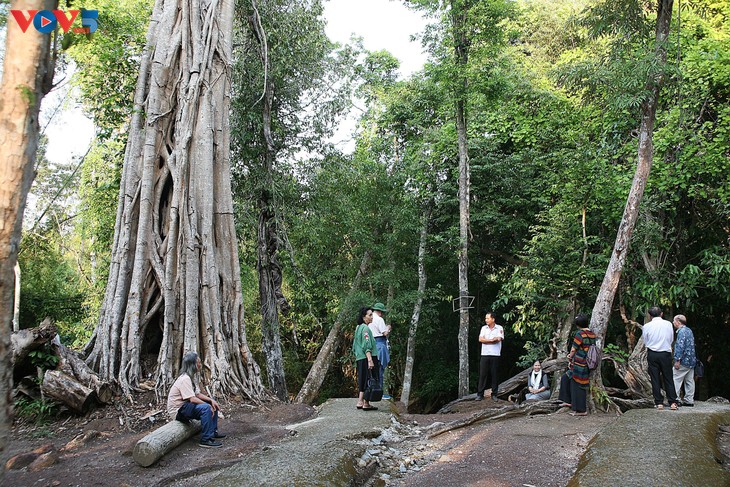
left=569, top=402, right=730, bottom=487
left=207, top=398, right=392, bottom=486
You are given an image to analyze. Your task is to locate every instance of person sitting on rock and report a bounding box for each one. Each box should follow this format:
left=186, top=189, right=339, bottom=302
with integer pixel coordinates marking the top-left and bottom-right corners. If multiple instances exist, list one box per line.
left=167, top=351, right=226, bottom=448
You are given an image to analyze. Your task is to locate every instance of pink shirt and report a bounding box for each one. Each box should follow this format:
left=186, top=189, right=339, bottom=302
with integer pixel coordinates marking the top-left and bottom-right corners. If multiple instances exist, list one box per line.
left=166, top=374, right=198, bottom=418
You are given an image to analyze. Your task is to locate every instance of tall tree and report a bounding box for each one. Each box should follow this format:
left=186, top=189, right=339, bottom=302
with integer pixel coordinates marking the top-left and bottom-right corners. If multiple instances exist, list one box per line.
left=231, top=0, right=353, bottom=401
left=450, top=0, right=472, bottom=399
left=85, top=0, right=264, bottom=400
left=588, top=0, right=675, bottom=397
left=0, top=0, right=57, bottom=477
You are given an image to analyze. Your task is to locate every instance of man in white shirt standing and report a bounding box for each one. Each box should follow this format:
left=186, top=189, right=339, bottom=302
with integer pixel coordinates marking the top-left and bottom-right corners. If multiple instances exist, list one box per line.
left=642, top=306, right=679, bottom=410
left=476, top=312, right=504, bottom=401
left=369, top=302, right=391, bottom=398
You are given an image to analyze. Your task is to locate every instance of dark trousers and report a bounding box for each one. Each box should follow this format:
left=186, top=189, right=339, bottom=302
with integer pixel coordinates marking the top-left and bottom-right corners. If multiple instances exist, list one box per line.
left=647, top=349, right=678, bottom=405
left=478, top=355, right=500, bottom=397
left=176, top=401, right=219, bottom=442
left=558, top=373, right=587, bottom=413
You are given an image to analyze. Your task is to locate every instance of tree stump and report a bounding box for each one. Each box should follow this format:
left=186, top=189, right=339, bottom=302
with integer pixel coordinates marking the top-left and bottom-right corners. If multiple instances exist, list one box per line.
left=133, top=420, right=202, bottom=467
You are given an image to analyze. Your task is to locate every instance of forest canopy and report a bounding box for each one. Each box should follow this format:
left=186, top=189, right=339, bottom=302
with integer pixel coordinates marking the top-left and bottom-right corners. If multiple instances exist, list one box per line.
left=14, top=0, right=730, bottom=412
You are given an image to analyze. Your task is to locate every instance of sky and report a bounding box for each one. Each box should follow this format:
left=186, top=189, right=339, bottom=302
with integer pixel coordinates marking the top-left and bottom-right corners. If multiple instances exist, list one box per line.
left=41, top=0, right=430, bottom=166
left=324, top=0, right=429, bottom=78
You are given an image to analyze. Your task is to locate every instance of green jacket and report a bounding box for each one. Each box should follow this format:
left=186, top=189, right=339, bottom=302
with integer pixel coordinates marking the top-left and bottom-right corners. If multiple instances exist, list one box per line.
left=352, top=323, right=376, bottom=360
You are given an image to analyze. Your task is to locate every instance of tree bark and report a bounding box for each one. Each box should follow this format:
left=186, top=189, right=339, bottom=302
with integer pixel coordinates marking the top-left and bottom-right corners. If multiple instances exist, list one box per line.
left=258, top=203, right=288, bottom=400
left=41, top=370, right=95, bottom=414
left=11, top=318, right=57, bottom=366
left=51, top=336, right=114, bottom=404
left=295, top=251, right=370, bottom=404
left=451, top=0, right=472, bottom=399
left=0, top=0, right=57, bottom=477
left=250, top=1, right=289, bottom=401
left=13, top=262, right=21, bottom=332
left=133, top=419, right=202, bottom=467
left=400, top=200, right=431, bottom=407
left=589, top=0, right=674, bottom=393
left=85, top=0, right=264, bottom=402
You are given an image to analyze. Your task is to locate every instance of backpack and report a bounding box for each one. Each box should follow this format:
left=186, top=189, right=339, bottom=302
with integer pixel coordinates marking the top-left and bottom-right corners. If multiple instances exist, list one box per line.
left=585, top=334, right=602, bottom=371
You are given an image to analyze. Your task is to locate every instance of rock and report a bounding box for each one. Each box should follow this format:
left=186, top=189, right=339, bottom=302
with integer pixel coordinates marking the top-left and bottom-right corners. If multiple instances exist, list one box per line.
left=399, top=463, right=407, bottom=473
left=5, top=443, right=54, bottom=470
left=61, top=430, right=100, bottom=452
left=28, top=450, right=59, bottom=471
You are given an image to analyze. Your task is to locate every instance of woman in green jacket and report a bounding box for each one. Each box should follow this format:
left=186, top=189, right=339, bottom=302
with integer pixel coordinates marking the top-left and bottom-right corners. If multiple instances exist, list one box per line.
left=353, top=306, right=378, bottom=410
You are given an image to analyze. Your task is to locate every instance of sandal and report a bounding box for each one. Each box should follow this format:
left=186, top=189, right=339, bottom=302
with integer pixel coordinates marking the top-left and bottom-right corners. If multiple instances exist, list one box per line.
left=559, top=403, right=571, bottom=408
left=356, top=405, right=363, bottom=409
left=362, top=406, right=378, bottom=411
left=570, top=411, right=588, bottom=416
left=656, top=404, right=665, bottom=410
left=670, top=403, right=678, bottom=411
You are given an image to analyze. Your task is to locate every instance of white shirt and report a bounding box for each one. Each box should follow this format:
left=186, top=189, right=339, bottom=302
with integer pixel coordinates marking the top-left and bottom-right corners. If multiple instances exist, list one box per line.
left=479, top=324, right=504, bottom=356
left=369, top=313, right=388, bottom=337
left=642, top=316, right=674, bottom=353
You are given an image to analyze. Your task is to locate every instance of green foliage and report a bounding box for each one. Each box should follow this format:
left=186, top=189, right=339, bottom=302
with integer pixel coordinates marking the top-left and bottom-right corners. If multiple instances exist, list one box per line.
left=516, top=341, right=549, bottom=368
left=28, top=348, right=60, bottom=371
left=66, top=0, right=152, bottom=138
left=14, top=397, right=58, bottom=424
left=603, top=343, right=628, bottom=363
left=591, top=383, right=611, bottom=410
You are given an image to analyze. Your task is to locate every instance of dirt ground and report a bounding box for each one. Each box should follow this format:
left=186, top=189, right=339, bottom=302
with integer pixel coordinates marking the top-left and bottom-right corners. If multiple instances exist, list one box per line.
left=5, top=392, right=316, bottom=487
left=5, top=393, right=728, bottom=487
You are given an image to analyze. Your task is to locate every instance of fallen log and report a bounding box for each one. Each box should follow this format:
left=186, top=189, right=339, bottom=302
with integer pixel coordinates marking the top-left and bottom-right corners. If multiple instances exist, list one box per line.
left=11, top=318, right=57, bottom=365
left=427, top=400, right=565, bottom=438
left=41, top=370, right=96, bottom=414
left=610, top=397, right=654, bottom=412
left=133, top=420, right=202, bottom=467
left=51, top=335, right=114, bottom=404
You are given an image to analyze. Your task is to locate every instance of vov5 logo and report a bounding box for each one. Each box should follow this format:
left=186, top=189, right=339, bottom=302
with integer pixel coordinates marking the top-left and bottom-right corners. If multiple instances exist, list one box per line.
left=10, top=9, right=99, bottom=34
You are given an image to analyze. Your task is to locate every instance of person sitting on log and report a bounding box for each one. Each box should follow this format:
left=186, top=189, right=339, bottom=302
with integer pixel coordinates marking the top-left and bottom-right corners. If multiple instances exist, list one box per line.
left=510, top=359, right=551, bottom=403
left=166, top=351, right=226, bottom=448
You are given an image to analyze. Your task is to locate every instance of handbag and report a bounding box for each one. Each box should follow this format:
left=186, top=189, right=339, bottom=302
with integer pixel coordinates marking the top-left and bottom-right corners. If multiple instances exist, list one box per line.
left=695, top=360, right=704, bottom=378
left=363, top=369, right=383, bottom=402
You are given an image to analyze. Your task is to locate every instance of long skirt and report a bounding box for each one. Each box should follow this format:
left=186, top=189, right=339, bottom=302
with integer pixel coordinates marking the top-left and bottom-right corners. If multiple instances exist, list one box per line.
left=558, top=372, right=587, bottom=413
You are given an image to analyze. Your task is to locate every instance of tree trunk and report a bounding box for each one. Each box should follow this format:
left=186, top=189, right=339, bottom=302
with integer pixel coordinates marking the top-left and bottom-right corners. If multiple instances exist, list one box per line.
left=133, top=419, right=201, bottom=467
left=451, top=0, right=472, bottom=399
left=85, top=0, right=263, bottom=402
left=41, top=370, right=95, bottom=414
left=589, top=0, right=674, bottom=393
left=258, top=202, right=288, bottom=401
left=400, top=200, right=431, bottom=407
left=612, top=334, right=653, bottom=398
left=0, top=0, right=57, bottom=478
left=13, top=262, right=21, bottom=332
left=250, top=1, right=289, bottom=401
left=295, top=251, right=370, bottom=404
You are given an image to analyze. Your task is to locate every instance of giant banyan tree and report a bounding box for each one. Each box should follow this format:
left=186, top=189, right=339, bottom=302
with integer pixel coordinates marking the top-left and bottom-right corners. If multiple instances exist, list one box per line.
left=84, top=0, right=264, bottom=400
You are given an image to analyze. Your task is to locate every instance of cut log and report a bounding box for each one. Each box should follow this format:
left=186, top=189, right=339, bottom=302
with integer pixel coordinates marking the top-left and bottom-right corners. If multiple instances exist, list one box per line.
left=51, top=335, right=114, bottom=404
left=11, top=318, right=57, bottom=365
left=133, top=420, right=202, bottom=467
left=41, top=370, right=96, bottom=414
